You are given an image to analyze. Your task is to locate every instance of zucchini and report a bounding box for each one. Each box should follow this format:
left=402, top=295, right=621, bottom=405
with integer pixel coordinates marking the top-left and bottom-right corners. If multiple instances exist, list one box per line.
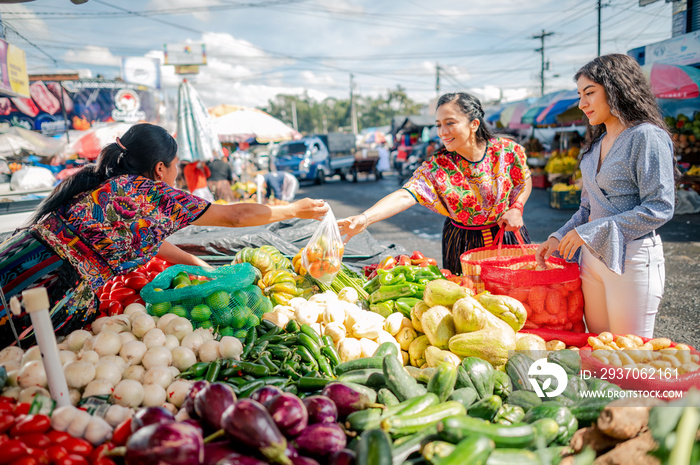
left=338, top=369, right=386, bottom=389
left=467, top=394, right=503, bottom=422
left=493, top=370, right=512, bottom=400
left=422, top=441, right=456, bottom=462
left=569, top=396, right=614, bottom=424
left=349, top=392, right=441, bottom=432
left=427, top=362, right=458, bottom=402
left=346, top=408, right=383, bottom=432
left=377, top=388, right=401, bottom=407
left=392, top=427, right=439, bottom=465
left=438, top=415, right=537, bottom=448
left=382, top=401, right=466, bottom=437
left=461, top=357, right=495, bottom=400
left=405, top=365, right=435, bottom=384
left=524, top=402, right=577, bottom=445
left=455, top=366, right=476, bottom=391
left=449, top=387, right=478, bottom=409
left=374, top=342, right=400, bottom=358
left=506, top=390, right=542, bottom=413
left=336, top=356, right=384, bottom=375
left=390, top=392, right=440, bottom=418
left=505, top=352, right=536, bottom=391
left=383, top=353, right=427, bottom=402
left=431, top=435, right=494, bottom=465
left=356, top=429, right=393, bottom=465
left=547, top=349, right=581, bottom=376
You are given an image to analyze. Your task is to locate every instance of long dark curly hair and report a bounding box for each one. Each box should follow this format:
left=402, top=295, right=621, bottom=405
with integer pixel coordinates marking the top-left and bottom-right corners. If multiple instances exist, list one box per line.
left=575, top=54, right=670, bottom=153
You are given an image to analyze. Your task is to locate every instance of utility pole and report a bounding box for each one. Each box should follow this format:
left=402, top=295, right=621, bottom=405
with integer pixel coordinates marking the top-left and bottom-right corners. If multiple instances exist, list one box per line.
left=533, top=29, right=554, bottom=97
left=597, top=0, right=602, bottom=56
left=350, top=73, right=358, bottom=135
left=291, top=99, right=298, bottom=131
left=436, top=63, right=440, bottom=98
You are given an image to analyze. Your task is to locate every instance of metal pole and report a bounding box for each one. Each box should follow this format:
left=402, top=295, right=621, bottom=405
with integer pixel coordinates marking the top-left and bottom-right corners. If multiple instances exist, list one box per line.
left=436, top=63, right=440, bottom=97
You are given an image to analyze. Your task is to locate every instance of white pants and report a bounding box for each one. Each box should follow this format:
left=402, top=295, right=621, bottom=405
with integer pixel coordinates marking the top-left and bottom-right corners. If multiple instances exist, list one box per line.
left=580, top=234, right=665, bottom=338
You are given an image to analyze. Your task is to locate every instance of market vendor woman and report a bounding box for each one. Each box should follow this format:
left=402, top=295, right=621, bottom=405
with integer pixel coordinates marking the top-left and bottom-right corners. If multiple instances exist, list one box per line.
left=0, top=123, right=328, bottom=348
left=339, top=92, right=533, bottom=274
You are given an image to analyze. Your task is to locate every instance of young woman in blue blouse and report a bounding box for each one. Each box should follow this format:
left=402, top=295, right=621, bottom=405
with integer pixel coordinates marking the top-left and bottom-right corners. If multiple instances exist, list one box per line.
left=537, top=54, right=676, bottom=338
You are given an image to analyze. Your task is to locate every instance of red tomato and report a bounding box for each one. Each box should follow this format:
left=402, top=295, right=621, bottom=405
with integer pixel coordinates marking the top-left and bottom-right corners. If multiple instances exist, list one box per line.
left=0, top=413, right=15, bottom=434
left=12, top=404, right=30, bottom=417
left=111, top=418, right=131, bottom=447
left=144, top=262, right=165, bottom=273
left=17, top=433, right=50, bottom=449
left=59, top=438, right=92, bottom=458
left=8, top=458, right=38, bottom=465
left=46, top=431, right=71, bottom=445
left=93, top=459, right=116, bottom=465
left=45, top=445, right=68, bottom=463
left=88, top=443, right=114, bottom=463
left=54, top=456, right=88, bottom=465
left=109, top=287, right=135, bottom=302
left=10, top=415, right=51, bottom=436
left=23, top=449, right=48, bottom=465
left=0, top=402, right=15, bottom=413
left=124, top=276, right=149, bottom=291
left=120, top=295, right=145, bottom=308
left=98, top=292, right=110, bottom=302
left=98, top=300, right=123, bottom=316
left=0, top=439, right=28, bottom=464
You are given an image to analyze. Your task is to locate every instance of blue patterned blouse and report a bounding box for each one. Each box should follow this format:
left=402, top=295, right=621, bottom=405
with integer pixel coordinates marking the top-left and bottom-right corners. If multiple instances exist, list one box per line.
left=551, top=123, right=675, bottom=274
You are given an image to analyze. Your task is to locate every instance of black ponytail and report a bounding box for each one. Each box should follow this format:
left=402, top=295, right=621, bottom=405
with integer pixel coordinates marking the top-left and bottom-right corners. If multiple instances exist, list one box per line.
left=29, top=123, right=177, bottom=224
left=437, top=92, right=496, bottom=145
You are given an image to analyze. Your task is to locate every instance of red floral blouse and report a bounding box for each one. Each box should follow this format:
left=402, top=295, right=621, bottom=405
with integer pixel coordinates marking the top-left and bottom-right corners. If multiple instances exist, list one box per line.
left=403, top=137, right=530, bottom=226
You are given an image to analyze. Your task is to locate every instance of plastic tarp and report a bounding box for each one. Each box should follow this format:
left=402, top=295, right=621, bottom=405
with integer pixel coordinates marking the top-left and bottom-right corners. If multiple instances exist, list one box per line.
left=166, top=218, right=408, bottom=270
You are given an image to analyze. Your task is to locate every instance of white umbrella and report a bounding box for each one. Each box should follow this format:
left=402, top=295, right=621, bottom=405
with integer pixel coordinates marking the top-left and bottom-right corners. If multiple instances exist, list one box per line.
left=211, top=106, right=300, bottom=143
left=177, top=80, right=223, bottom=162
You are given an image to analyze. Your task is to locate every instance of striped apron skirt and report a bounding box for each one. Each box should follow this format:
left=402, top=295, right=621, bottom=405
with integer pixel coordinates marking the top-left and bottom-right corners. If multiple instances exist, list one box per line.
left=0, top=229, right=97, bottom=348
left=442, top=218, right=531, bottom=275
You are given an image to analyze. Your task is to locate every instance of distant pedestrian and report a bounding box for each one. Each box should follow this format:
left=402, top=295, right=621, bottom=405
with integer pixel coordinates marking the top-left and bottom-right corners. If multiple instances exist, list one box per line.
left=183, top=161, right=214, bottom=202
left=537, top=54, right=676, bottom=337
left=207, top=156, right=235, bottom=203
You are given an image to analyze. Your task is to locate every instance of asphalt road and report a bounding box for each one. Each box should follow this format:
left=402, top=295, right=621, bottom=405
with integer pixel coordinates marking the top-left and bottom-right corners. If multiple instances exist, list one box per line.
left=299, top=171, right=700, bottom=348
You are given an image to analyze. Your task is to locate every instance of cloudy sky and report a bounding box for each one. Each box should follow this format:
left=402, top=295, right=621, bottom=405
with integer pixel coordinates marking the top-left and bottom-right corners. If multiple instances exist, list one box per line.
left=0, top=0, right=674, bottom=110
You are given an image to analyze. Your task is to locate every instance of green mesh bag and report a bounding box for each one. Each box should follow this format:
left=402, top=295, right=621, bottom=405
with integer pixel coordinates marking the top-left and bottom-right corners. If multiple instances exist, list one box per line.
left=140, top=263, right=273, bottom=334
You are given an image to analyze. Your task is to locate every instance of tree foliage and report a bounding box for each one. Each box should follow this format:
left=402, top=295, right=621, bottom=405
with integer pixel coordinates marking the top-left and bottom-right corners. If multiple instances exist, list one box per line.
left=261, top=86, right=423, bottom=135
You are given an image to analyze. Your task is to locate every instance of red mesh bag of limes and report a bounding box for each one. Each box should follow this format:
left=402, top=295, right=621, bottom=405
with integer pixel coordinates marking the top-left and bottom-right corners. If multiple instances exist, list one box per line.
left=140, top=263, right=273, bottom=338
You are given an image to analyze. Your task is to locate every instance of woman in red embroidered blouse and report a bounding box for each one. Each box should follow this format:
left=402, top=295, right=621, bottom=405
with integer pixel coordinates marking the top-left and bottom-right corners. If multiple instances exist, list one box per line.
left=339, top=92, right=533, bottom=274
left=0, top=124, right=327, bottom=347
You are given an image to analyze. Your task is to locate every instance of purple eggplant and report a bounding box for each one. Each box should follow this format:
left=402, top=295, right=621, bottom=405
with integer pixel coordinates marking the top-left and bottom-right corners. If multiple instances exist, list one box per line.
left=183, top=380, right=210, bottom=418
left=302, top=395, right=338, bottom=424
left=266, top=392, right=308, bottom=438
left=221, top=399, right=290, bottom=465
left=182, top=418, right=204, bottom=435
left=203, top=441, right=241, bottom=465
left=250, top=385, right=283, bottom=405
left=290, top=457, right=320, bottom=465
left=285, top=443, right=300, bottom=458
left=293, top=423, right=347, bottom=458
left=329, top=449, right=356, bottom=465
left=125, top=422, right=203, bottom=465
left=130, top=406, right=175, bottom=433
left=195, top=382, right=237, bottom=431
left=320, top=382, right=380, bottom=419
left=216, top=453, right=269, bottom=465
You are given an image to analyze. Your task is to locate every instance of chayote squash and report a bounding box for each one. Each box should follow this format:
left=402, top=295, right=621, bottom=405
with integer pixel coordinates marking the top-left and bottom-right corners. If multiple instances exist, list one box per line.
left=233, top=247, right=275, bottom=275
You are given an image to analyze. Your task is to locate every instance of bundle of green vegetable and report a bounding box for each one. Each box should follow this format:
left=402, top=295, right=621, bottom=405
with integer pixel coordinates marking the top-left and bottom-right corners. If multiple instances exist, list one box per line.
left=178, top=319, right=341, bottom=396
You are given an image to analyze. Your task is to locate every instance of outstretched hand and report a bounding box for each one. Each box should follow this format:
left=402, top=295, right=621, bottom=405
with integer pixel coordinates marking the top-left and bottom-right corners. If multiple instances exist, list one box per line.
left=338, top=214, right=368, bottom=244
left=291, top=198, right=329, bottom=220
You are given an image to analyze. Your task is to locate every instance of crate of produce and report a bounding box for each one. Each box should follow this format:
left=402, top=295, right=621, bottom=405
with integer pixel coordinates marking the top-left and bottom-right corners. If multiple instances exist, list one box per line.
left=531, top=173, right=551, bottom=189
left=549, top=186, right=581, bottom=210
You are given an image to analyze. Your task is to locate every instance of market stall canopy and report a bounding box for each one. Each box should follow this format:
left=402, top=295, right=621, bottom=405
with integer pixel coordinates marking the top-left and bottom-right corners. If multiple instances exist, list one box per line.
left=499, top=100, right=530, bottom=129
left=177, top=80, right=223, bottom=162
left=391, top=115, right=435, bottom=136
left=58, top=122, right=134, bottom=160
left=536, top=90, right=582, bottom=126
left=643, top=63, right=700, bottom=99
left=0, top=126, right=63, bottom=158
left=657, top=97, right=700, bottom=118
left=520, top=90, right=572, bottom=126
left=210, top=105, right=300, bottom=143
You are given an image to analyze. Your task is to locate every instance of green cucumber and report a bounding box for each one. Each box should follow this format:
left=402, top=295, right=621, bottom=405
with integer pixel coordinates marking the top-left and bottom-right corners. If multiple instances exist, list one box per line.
left=547, top=349, right=581, bottom=376
left=405, top=366, right=435, bottom=384
left=495, top=404, right=526, bottom=426
left=422, top=441, right=456, bottom=462
left=346, top=408, right=383, bottom=432
left=529, top=418, right=560, bottom=447
left=336, top=356, right=384, bottom=375
left=382, top=401, right=466, bottom=437
left=348, top=392, right=440, bottom=432
left=427, top=362, right=458, bottom=402
left=377, top=388, right=400, bottom=407
left=431, top=435, right=495, bottom=465
left=493, top=370, right=512, bottom=400
left=373, top=341, right=400, bottom=358
left=467, top=394, right=503, bottom=421
left=523, top=402, right=578, bottom=445
left=505, top=353, right=536, bottom=391
left=392, top=426, right=439, bottom=465
left=338, top=369, right=386, bottom=389
left=461, top=357, right=495, bottom=400
left=506, top=390, right=542, bottom=413
left=356, top=429, right=393, bottom=465
left=450, top=387, right=478, bottom=409
left=569, top=396, right=613, bottom=424
left=390, top=392, right=440, bottom=418
left=438, top=415, right=537, bottom=448
left=383, top=353, right=427, bottom=401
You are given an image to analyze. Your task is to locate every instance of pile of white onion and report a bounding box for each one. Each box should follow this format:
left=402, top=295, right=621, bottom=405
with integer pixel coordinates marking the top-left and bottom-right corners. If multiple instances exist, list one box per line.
left=0, top=303, right=243, bottom=420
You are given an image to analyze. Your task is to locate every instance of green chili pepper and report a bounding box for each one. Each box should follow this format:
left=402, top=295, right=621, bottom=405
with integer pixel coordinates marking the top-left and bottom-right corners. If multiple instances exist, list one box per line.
left=282, top=364, right=303, bottom=380
left=258, top=354, right=280, bottom=375
left=322, top=345, right=341, bottom=367
left=363, top=274, right=383, bottom=294
left=249, top=340, right=269, bottom=360
left=178, top=362, right=209, bottom=379
left=413, top=265, right=443, bottom=281
left=256, top=326, right=281, bottom=344
left=238, top=379, right=266, bottom=398
left=300, top=324, right=323, bottom=346
left=295, top=346, right=319, bottom=371
left=259, top=319, right=279, bottom=332
left=285, top=320, right=300, bottom=333
left=221, top=360, right=270, bottom=377
left=297, top=376, right=332, bottom=391
left=317, top=355, right=335, bottom=378
left=369, top=283, right=425, bottom=304
left=259, top=376, right=290, bottom=388
left=395, top=297, right=422, bottom=318
left=379, top=271, right=405, bottom=286
left=298, top=333, right=322, bottom=359
left=241, top=328, right=258, bottom=359
left=269, top=346, right=293, bottom=360
left=321, top=335, right=334, bottom=348
left=205, top=359, right=222, bottom=383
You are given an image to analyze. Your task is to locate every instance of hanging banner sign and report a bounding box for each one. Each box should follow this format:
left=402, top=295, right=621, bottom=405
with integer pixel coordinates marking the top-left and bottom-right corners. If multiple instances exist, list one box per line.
left=0, top=38, right=29, bottom=98
left=645, top=31, right=700, bottom=66
left=164, top=43, right=206, bottom=66
left=122, top=57, right=162, bottom=89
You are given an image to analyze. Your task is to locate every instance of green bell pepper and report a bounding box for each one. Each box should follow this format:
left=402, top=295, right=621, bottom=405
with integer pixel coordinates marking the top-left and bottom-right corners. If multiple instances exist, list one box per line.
left=370, top=300, right=395, bottom=318
left=369, top=283, right=425, bottom=304
left=413, top=265, right=444, bottom=281
left=379, top=271, right=406, bottom=286
left=395, top=297, right=421, bottom=317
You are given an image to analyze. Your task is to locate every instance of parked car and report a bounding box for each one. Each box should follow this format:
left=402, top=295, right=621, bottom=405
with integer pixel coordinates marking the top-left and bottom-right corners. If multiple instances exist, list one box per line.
left=275, top=133, right=356, bottom=184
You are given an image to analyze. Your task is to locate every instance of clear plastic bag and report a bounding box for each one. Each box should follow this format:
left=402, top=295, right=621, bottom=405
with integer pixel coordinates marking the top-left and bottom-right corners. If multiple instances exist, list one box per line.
left=301, top=206, right=345, bottom=285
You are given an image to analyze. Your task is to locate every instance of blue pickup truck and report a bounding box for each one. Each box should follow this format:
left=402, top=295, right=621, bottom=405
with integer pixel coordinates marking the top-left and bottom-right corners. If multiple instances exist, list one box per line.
left=275, top=133, right=356, bottom=184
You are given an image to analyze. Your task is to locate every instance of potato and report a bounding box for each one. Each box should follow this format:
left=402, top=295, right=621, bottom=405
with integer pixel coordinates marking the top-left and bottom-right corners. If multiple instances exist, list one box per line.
left=649, top=338, right=671, bottom=350
left=598, top=332, right=613, bottom=344
left=546, top=340, right=566, bottom=351
left=614, top=336, right=636, bottom=349
left=624, top=334, right=644, bottom=347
